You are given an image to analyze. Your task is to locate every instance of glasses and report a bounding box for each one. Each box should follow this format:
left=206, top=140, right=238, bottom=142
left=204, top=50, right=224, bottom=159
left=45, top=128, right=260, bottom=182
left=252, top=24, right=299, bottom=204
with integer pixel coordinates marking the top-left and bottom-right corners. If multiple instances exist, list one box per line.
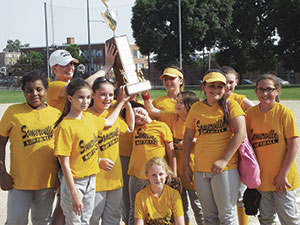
left=255, top=87, right=276, bottom=94
left=94, top=76, right=116, bottom=85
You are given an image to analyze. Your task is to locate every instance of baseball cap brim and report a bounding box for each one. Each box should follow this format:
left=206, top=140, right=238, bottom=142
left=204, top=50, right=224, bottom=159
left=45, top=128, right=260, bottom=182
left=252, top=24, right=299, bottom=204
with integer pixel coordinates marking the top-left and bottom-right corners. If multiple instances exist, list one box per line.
left=57, top=57, right=79, bottom=66
left=159, top=68, right=184, bottom=80
left=203, top=72, right=226, bottom=85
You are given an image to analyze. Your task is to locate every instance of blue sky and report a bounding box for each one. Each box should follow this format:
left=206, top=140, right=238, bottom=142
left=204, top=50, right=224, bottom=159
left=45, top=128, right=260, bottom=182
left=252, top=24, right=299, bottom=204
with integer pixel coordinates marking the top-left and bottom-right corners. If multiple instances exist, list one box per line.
left=0, top=0, right=135, bottom=51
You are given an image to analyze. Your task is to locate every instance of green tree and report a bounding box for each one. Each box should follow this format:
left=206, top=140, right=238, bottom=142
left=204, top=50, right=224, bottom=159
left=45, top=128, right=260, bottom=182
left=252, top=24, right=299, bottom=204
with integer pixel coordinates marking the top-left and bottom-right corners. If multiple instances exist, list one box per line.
left=131, top=0, right=234, bottom=71
left=65, top=44, right=85, bottom=64
left=10, top=51, right=44, bottom=75
left=216, top=0, right=278, bottom=78
left=3, top=39, right=29, bottom=52
left=270, top=0, right=300, bottom=72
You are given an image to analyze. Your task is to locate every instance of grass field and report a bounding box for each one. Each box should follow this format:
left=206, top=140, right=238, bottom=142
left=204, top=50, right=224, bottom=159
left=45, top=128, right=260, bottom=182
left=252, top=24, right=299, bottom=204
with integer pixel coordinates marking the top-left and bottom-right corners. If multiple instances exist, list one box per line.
left=0, top=85, right=300, bottom=104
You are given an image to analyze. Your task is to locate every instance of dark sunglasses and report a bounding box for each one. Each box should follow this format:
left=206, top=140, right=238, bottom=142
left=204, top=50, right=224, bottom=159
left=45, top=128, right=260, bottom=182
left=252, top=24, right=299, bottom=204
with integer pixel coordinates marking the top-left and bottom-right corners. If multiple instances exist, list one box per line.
left=94, top=76, right=116, bottom=85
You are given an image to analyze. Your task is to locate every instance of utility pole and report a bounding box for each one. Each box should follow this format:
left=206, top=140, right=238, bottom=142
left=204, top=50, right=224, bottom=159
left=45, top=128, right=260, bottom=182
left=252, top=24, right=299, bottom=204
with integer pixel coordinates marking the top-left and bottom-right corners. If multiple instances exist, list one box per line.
left=178, top=0, right=182, bottom=69
left=50, top=0, right=55, bottom=45
left=87, top=0, right=92, bottom=76
left=44, top=2, right=50, bottom=79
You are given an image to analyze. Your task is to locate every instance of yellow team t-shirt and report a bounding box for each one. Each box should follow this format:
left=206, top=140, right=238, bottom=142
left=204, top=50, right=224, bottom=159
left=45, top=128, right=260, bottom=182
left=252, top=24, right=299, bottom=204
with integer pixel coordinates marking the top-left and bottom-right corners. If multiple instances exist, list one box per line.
left=47, top=80, right=67, bottom=111
left=128, top=120, right=173, bottom=179
left=152, top=95, right=176, bottom=113
left=135, top=184, right=184, bottom=224
left=0, top=103, right=60, bottom=190
left=119, top=132, right=133, bottom=157
left=54, top=112, right=105, bottom=179
left=228, top=93, right=247, bottom=112
left=88, top=109, right=128, bottom=192
left=160, top=111, right=196, bottom=190
left=246, top=103, right=299, bottom=191
left=185, top=100, right=245, bottom=172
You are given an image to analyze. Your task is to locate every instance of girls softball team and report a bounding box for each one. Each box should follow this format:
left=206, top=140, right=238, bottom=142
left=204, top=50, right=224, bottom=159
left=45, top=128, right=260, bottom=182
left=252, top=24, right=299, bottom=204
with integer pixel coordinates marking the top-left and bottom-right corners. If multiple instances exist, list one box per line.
left=1, top=61, right=299, bottom=225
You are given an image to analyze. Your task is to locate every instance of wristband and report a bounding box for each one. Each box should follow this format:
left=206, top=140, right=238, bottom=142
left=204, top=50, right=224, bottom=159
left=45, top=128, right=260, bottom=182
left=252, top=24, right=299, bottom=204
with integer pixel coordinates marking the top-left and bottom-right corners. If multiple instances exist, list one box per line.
left=142, top=92, right=150, bottom=100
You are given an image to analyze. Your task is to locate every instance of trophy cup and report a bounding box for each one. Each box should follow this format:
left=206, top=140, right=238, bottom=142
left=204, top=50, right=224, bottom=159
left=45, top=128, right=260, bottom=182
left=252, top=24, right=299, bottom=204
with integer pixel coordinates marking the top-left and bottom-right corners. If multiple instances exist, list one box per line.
left=101, top=0, right=151, bottom=95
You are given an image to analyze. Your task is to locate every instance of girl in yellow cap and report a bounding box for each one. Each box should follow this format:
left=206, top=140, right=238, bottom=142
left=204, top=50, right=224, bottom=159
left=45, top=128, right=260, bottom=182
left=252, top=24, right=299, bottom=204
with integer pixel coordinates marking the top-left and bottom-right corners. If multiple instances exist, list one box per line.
left=183, top=69, right=246, bottom=225
left=152, top=66, right=184, bottom=113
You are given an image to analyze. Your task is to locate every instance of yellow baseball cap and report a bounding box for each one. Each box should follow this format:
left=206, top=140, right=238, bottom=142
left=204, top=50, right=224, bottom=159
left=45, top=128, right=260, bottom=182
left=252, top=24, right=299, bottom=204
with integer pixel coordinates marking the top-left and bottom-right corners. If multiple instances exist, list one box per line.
left=159, top=67, right=184, bottom=80
left=203, top=72, right=226, bottom=85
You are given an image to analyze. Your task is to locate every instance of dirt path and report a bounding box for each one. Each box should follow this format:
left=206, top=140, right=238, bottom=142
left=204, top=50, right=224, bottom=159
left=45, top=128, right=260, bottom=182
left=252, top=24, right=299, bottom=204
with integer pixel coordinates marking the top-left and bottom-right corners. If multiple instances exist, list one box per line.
left=0, top=101, right=300, bottom=224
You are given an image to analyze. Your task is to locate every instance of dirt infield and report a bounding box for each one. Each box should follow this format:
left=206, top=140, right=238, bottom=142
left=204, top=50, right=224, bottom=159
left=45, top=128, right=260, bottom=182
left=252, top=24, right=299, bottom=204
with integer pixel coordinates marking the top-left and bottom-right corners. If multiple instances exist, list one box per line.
left=0, top=101, right=300, bottom=224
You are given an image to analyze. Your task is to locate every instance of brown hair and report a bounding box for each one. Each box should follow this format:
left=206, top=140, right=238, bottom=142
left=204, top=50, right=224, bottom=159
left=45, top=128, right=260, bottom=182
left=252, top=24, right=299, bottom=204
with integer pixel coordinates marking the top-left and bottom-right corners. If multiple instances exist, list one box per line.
left=256, top=74, right=281, bottom=103
left=143, top=157, right=174, bottom=185
left=178, top=91, right=199, bottom=113
left=221, top=66, right=239, bottom=80
left=202, top=69, right=228, bottom=126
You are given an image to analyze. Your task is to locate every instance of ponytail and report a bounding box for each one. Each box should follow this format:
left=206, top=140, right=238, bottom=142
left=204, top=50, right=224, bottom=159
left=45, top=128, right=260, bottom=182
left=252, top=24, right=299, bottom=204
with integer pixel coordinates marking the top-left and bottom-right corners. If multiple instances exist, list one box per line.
left=218, top=95, right=228, bottom=126
left=54, top=100, right=71, bottom=128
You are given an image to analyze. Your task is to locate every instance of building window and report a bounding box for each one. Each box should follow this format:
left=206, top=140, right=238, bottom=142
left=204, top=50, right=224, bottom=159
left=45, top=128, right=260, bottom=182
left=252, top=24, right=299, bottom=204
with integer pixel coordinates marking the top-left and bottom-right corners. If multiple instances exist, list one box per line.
left=91, top=49, right=96, bottom=57
left=136, top=63, right=144, bottom=71
left=96, top=49, right=103, bottom=58
left=133, top=50, right=138, bottom=58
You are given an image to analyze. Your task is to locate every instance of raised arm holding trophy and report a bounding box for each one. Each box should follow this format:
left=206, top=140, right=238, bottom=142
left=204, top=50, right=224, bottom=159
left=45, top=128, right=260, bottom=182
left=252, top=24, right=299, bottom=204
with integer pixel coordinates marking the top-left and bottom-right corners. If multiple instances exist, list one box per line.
left=101, top=0, right=151, bottom=95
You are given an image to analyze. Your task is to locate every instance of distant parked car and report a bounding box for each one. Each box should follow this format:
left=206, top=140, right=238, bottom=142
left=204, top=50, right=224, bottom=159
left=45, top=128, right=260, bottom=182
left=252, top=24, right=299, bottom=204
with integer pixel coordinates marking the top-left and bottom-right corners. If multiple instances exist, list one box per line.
left=242, top=79, right=254, bottom=84
left=277, top=77, right=290, bottom=85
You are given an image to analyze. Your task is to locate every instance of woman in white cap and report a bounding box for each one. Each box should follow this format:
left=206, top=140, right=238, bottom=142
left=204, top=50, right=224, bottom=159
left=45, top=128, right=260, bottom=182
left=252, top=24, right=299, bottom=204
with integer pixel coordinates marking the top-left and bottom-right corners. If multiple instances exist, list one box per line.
left=152, top=66, right=184, bottom=113
left=183, top=69, right=246, bottom=225
left=48, top=44, right=117, bottom=225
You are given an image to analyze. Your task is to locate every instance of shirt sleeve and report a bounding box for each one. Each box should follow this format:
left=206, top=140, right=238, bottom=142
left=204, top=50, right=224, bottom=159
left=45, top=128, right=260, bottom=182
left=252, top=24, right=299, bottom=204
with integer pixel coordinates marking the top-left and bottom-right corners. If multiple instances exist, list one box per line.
left=134, top=191, right=145, bottom=219
left=118, top=117, right=129, bottom=134
left=161, top=122, right=173, bottom=143
left=0, top=106, right=13, bottom=137
left=185, top=103, right=197, bottom=130
left=228, top=99, right=245, bottom=120
left=172, top=189, right=184, bottom=218
left=282, top=107, right=299, bottom=139
left=54, top=125, right=73, bottom=157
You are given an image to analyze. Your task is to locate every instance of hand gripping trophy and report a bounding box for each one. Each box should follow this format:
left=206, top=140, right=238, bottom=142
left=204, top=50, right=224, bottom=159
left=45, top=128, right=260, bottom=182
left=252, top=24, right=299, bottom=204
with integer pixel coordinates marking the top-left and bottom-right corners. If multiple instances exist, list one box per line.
left=101, top=0, right=151, bottom=95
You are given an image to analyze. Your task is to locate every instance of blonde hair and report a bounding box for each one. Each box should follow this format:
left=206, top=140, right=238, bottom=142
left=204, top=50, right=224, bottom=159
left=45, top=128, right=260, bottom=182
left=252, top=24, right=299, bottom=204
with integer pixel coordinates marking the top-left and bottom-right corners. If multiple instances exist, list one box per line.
left=143, top=157, right=174, bottom=185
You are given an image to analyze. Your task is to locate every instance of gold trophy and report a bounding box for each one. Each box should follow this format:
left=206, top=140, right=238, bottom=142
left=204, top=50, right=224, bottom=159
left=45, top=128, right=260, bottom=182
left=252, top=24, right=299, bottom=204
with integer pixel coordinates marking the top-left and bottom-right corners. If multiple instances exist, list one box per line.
left=101, top=0, right=151, bottom=95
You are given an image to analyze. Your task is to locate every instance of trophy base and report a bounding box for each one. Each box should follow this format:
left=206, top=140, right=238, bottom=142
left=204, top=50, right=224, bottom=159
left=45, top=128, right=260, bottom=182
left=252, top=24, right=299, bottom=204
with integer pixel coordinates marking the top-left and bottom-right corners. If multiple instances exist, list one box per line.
left=126, top=80, right=152, bottom=95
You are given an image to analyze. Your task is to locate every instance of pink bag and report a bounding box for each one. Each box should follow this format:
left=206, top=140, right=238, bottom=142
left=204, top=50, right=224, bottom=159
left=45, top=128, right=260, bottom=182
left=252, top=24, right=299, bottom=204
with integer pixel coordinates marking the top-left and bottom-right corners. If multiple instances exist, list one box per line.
left=226, top=101, right=261, bottom=189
